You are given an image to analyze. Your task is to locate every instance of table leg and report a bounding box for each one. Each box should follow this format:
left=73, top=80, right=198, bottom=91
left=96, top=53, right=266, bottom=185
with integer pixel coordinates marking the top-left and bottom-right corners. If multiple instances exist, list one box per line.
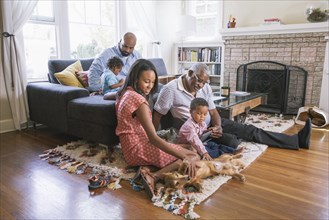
left=236, top=106, right=251, bottom=123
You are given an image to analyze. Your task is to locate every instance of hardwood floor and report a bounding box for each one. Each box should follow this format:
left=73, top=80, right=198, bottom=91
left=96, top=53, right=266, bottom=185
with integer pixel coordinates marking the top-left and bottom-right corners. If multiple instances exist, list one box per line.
left=0, top=124, right=328, bottom=219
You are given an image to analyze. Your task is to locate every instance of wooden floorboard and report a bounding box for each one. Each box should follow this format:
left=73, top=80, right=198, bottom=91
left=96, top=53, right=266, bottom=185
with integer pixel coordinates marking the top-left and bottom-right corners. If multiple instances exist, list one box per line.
left=0, top=124, right=328, bottom=219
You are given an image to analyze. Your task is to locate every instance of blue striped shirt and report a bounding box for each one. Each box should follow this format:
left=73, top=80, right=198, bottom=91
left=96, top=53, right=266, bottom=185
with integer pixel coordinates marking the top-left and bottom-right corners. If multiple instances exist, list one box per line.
left=88, top=45, right=141, bottom=91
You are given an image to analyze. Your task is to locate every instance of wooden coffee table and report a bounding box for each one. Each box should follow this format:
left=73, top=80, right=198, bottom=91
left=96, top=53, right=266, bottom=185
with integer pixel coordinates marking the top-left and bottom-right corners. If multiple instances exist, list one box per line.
left=214, top=93, right=267, bottom=123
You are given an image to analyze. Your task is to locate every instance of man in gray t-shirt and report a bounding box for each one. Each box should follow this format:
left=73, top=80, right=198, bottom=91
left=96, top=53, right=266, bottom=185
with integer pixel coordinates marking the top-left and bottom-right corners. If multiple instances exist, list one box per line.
left=153, top=63, right=311, bottom=150
left=88, top=32, right=142, bottom=92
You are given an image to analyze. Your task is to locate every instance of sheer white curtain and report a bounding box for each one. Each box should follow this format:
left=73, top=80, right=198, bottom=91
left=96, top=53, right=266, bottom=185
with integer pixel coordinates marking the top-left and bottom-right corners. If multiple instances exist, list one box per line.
left=126, top=1, right=161, bottom=58
left=1, top=0, right=38, bottom=130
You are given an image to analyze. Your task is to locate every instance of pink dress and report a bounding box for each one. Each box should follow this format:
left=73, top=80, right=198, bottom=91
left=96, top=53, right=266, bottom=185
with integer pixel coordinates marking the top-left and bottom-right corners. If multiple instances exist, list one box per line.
left=115, top=87, right=180, bottom=168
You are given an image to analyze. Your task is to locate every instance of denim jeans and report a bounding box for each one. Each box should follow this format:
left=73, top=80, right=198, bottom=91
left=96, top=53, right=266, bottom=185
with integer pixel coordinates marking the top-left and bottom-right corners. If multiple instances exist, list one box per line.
left=205, top=140, right=236, bottom=158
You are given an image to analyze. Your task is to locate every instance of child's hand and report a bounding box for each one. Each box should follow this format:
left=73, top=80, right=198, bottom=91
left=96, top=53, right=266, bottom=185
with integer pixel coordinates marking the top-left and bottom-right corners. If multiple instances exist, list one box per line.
left=202, top=153, right=213, bottom=161
left=119, top=79, right=125, bottom=85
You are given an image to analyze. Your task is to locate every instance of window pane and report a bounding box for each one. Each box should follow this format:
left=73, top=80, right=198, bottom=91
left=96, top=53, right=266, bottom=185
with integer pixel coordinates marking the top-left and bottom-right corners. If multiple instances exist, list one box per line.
left=68, top=1, right=85, bottom=23
left=30, top=1, right=54, bottom=21
left=100, top=1, right=116, bottom=25
left=85, top=1, right=100, bottom=25
left=206, top=3, right=218, bottom=13
left=195, top=4, right=205, bottom=14
left=69, top=23, right=115, bottom=59
left=68, top=0, right=116, bottom=59
left=188, top=0, right=219, bottom=37
left=23, top=23, right=57, bottom=80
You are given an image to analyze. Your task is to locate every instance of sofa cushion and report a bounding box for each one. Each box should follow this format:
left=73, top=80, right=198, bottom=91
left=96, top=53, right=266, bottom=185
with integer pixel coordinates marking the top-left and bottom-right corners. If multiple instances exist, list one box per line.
left=54, top=60, right=84, bottom=88
left=27, top=82, right=89, bottom=132
left=75, top=70, right=89, bottom=87
left=148, top=58, right=168, bottom=76
left=68, top=95, right=117, bottom=127
left=48, top=58, right=94, bottom=83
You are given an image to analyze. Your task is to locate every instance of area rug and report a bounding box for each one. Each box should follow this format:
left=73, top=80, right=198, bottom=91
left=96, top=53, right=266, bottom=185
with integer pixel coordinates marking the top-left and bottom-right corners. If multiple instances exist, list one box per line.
left=40, top=113, right=294, bottom=219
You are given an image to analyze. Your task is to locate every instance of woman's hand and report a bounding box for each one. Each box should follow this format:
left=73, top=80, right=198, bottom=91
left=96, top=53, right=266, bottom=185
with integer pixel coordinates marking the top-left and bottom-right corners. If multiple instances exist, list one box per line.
left=181, top=159, right=197, bottom=178
left=180, top=150, right=200, bottom=178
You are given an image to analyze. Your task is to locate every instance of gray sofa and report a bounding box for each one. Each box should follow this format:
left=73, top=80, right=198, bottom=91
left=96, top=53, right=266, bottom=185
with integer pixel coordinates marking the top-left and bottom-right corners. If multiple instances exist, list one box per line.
left=27, top=58, right=169, bottom=146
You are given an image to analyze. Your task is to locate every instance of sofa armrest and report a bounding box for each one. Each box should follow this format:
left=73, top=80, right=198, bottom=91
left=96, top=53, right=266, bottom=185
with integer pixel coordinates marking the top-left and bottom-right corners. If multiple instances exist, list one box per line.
left=27, top=82, right=89, bottom=132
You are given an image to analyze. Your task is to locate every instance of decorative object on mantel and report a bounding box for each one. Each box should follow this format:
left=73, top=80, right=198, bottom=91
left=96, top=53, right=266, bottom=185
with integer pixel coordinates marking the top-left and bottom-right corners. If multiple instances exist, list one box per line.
left=227, top=15, right=236, bottom=28
left=306, top=6, right=328, bottom=22
left=261, top=18, right=284, bottom=26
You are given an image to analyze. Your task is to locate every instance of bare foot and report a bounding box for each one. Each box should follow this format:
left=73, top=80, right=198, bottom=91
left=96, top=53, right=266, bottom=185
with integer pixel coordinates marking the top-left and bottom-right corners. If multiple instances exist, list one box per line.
left=140, top=168, right=156, bottom=200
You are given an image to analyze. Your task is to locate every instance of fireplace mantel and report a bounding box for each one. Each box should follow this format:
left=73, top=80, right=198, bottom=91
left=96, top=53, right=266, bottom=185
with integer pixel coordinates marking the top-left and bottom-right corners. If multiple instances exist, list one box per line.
left=220, top=22, right=328, bottom=37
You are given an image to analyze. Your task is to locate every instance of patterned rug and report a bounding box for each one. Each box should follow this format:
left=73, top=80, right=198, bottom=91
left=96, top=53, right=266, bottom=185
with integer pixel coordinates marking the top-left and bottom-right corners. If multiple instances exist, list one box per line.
left=40, top=113, right=294, bottom=219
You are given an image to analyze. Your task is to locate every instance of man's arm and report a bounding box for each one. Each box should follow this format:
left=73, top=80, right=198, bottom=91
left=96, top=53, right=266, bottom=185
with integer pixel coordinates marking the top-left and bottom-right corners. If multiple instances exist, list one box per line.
left=152, top=110, right=163, bottom=130
left=209, top=109, right=223, bottom=137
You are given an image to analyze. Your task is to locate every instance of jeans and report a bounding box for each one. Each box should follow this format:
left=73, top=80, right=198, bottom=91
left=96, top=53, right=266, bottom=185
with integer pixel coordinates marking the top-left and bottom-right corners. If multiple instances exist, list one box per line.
left=205, top=140, right=236, bottom=158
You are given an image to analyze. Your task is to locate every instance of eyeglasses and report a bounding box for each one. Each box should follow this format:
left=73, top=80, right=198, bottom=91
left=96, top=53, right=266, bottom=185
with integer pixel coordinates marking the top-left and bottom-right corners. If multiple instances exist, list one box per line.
left=193, top=73, right=209, bottom=85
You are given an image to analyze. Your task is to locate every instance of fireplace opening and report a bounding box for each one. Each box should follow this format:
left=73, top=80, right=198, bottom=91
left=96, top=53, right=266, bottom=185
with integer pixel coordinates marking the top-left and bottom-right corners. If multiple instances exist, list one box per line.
left=236, top=61, right=307, bottom=115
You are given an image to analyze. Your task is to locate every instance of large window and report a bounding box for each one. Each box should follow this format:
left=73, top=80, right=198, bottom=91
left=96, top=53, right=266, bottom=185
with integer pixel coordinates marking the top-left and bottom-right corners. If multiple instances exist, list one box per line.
left=23, top=1, right=57, bottom=81
left=23, top=0, right=118, bottom=81
left=186, top=0, right=222, bottom=38
left=68, top=1, right=116, bottom=59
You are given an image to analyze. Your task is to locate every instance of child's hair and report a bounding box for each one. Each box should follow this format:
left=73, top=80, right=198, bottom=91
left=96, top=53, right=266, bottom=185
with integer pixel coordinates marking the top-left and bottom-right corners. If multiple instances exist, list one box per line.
left=117, top=59, right=158, bottom=99
left=190, top=97, right=209, bottom=110
left=107, top=56, right=123, bottom=69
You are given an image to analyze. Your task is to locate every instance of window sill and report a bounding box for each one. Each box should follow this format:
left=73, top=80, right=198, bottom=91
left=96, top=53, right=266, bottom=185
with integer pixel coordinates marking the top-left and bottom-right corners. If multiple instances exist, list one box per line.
left=27, top=78, right=48, bottom=83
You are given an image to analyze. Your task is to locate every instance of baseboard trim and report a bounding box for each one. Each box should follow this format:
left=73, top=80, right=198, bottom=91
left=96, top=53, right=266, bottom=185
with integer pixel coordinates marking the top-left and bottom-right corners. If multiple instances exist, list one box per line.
left=0, top=119, right=15, bottom=134
left=0, top=119, right=40, bottom=134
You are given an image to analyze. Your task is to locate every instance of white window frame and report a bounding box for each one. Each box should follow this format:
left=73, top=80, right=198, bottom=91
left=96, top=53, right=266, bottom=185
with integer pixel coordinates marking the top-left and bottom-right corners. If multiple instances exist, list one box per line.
left=53, top=0, right=71, bottom=59
left=185, top=0, right=223, bottom=41
left=25, top=0, right=121, bottom=82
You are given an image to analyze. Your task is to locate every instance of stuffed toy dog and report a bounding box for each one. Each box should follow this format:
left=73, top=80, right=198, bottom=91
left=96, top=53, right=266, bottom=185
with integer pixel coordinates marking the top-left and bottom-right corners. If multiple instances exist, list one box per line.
left=160, top=153, right=246, bottom=194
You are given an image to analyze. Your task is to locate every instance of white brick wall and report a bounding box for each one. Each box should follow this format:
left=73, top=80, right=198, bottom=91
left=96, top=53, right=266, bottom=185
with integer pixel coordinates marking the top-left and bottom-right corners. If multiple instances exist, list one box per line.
left=223, top=32, right=327, bottom=106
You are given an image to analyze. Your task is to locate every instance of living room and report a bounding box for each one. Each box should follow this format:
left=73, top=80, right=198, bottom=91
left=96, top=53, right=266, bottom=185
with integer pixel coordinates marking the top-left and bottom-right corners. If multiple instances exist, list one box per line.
left=1, top=1, right=329, bottom=219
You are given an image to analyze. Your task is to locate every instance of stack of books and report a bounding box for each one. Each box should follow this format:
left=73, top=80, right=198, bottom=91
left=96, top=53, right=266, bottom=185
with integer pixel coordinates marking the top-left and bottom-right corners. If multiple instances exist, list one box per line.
left=261, top=18, right=283, bottom=26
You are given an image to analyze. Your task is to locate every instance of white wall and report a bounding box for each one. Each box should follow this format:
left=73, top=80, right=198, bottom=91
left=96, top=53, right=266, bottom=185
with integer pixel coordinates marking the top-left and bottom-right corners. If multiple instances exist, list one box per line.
left=0, top=70, right=15, bottom=133
left=156, top=0, right=329, bottom=73
left=155, top=1, right=182, bottom=75
left=319, top=37, right=329, bottom=113
left=222, top=0, right=328, bottom=27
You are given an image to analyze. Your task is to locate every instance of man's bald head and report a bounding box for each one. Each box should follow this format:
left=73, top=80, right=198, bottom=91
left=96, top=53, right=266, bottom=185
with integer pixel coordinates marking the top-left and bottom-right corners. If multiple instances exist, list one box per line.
left=119, top=32, right=137, bottom=57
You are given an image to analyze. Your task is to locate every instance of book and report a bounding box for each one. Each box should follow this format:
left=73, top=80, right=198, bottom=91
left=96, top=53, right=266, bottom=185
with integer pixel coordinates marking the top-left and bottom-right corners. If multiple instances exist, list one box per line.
left=200, top=130, right=212, bottom=142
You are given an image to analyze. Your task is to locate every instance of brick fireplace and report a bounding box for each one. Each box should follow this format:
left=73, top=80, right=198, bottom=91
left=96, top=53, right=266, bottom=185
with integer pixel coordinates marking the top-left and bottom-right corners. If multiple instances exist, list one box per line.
left=220, top=23, right=328, bottom=110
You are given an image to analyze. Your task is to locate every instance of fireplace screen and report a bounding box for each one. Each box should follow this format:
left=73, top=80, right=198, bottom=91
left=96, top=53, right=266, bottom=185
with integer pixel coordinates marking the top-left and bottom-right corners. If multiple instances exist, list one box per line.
left=236, top=61, right=307, bottom=115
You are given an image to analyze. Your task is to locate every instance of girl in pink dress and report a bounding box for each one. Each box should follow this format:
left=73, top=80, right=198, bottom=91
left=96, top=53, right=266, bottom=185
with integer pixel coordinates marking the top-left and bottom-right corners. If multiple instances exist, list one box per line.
left=115, top=59, right=200, bottom=200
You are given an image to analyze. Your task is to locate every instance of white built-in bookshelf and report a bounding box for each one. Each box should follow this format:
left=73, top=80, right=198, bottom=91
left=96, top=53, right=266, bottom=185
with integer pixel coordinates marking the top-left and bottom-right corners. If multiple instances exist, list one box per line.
left=173, top=41, right=224, bottom=92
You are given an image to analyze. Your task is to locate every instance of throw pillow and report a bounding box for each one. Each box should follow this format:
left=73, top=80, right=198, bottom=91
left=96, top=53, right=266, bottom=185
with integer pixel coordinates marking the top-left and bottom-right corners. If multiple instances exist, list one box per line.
left=75, top=70, right=89, bottom=88
left=54, top=60, right=84, bottom=88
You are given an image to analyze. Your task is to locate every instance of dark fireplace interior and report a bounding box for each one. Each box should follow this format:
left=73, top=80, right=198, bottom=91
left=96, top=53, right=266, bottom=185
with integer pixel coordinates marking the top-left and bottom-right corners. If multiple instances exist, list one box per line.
left=236, top=61, right=307, bottom=115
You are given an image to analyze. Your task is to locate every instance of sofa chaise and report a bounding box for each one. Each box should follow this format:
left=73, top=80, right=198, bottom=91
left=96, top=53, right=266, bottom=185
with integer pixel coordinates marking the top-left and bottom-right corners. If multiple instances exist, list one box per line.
left=27, top=58, right=169, bottom=146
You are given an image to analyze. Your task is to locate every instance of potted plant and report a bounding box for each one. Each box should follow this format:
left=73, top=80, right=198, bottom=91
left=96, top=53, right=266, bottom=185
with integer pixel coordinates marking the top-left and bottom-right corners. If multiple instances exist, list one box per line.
left=306, top=7, right=329, bottom=22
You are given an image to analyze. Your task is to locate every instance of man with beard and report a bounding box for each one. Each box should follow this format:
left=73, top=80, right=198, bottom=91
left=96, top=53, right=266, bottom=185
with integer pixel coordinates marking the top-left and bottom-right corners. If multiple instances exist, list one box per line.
left=88, top=32, right=142, bottom=92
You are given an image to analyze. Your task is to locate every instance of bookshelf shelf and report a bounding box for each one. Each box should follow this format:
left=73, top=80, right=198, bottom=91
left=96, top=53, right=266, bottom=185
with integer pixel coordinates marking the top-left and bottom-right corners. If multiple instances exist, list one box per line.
left=173, top=41, right=224, bottom=92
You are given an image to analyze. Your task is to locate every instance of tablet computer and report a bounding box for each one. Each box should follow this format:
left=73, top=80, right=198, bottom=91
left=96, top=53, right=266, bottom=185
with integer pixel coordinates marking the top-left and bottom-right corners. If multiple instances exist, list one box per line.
left=200, top=130, right=212, bottom=142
